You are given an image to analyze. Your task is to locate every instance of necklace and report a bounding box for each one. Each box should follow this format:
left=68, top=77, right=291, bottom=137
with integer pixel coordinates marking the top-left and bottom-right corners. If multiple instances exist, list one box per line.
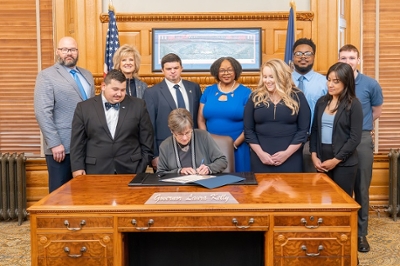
left=269, top=93, right=281, bottom=105
left=217, top=81, right=236, bottom=101
left=270, top=97, right=280, bottom=105
left=218, top=80, right=236, bottom=93
left=176, top=141, right=190, bottom=152
left=269, top=92, right=281, bottom=120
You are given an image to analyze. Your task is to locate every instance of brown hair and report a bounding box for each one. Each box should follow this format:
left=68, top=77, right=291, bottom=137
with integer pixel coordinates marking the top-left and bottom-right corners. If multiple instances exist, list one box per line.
left=339, top=44, right=360, bottom=58
left=161, top=53, right=182, bottom=69
left=104, top=69, right=126, bottom=84
left=168, top=108, right=193, bottom=133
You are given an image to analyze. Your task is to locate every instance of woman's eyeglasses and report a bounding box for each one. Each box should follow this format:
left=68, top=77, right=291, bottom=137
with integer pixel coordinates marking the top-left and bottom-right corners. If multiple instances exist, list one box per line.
left=173, top=130, right=193, bottom=138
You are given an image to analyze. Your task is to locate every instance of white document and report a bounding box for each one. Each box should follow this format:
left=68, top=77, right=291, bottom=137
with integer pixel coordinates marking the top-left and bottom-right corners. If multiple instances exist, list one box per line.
left=160, top=174, right=216, bottom=184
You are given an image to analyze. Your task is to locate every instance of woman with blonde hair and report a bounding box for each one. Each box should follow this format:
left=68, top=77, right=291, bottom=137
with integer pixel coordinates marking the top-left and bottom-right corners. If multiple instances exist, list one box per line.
left=244, top=59, right=310, bottom=172
left=112, top=44, right=147, bottom=98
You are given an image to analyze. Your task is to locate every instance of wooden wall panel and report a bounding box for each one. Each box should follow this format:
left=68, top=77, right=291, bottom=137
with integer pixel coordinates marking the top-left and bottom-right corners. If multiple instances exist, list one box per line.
left=98, top=12, right=313, bottom=92
left=26, top=158, right=49, bottom=208
left=369, top=157, right=389, bottom=206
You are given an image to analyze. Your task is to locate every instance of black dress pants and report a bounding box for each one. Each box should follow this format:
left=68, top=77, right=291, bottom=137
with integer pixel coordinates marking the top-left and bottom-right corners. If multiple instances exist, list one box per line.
left=321, top=144, right=357, bottom=196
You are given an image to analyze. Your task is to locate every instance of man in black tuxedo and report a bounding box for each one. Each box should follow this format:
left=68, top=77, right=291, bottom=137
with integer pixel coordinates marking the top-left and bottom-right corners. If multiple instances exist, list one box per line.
left=143, top=53, right=202, bottom=171
left=70, top=69, right=153, bottom=176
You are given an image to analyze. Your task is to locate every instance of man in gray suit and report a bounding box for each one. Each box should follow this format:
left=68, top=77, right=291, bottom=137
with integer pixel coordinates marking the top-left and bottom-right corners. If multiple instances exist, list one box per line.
left=143, top=53, right=202, bottom=171
left=34, top=36, right=95, bottom=192
left=70, top=70, right=153, bottom=176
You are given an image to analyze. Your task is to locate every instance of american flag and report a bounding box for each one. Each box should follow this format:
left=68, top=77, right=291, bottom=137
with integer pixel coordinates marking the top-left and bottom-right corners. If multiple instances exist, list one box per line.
left=103, top=5, right=120, bottom=77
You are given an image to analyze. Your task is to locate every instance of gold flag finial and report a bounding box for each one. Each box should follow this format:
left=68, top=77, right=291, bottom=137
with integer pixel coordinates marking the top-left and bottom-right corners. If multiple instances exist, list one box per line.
left=108, top=0, right=114, bottom=12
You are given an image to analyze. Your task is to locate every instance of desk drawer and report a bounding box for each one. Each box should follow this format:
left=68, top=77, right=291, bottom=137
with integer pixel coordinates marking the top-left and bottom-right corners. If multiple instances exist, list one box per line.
left=37, top=233, right=113, bottom=263
left=38, top=257, right=113, bottom=266
left=274, top=215, right=350, bottom=228
left=36, top=216, right=113, bottom=230
left=273, top=256, right=350, bottom=266
left=118, top=214, right=269, bottom=232
left=273, top=232, right=351, bottom=257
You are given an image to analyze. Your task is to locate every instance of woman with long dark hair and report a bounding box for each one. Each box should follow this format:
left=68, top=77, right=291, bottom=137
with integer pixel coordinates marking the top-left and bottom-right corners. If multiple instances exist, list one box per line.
left=310, top=62, right=363, bottom=196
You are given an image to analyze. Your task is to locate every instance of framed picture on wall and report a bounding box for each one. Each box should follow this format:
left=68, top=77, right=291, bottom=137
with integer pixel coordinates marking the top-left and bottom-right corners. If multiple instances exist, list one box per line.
left=152, top=28, right=262, bottom=72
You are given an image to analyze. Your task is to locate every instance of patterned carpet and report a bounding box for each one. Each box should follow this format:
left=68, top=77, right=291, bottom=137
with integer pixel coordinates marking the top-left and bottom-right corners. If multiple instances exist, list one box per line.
left=358, top=215, right=400, bottom=265
left=0, top=220, right=30, bottom=266
left=0, top=214, right=399, bottom=266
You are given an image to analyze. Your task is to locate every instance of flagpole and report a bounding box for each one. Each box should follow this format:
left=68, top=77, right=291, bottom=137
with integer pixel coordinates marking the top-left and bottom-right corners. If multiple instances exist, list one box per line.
left=290, top=1, right=297, bottom=41
left=284, top=1, right=296, bottom=65
left=104, top=0, right=120, bottom=76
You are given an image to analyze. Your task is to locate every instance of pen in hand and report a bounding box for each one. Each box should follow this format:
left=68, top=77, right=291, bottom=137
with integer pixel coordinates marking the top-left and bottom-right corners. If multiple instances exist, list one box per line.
left=196, top=159, right=205, bottom=175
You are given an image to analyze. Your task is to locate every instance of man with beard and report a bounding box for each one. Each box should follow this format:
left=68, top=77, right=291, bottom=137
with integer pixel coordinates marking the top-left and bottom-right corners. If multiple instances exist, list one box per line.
left=34, top=36, right=95, bottom=192
left=291, top=38, right=327, bottom=172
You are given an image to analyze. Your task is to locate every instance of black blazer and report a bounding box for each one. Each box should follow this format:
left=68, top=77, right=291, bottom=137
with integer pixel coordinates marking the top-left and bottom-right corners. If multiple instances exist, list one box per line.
left=310, top=96, right=363, bottom=166
left=143, top=79, right=202, bottom=156
left=70, top=95, right=154, bottom=174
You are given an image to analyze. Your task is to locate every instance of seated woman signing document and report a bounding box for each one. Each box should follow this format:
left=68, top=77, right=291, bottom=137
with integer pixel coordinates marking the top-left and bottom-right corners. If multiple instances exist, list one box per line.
left=157, top=108, right=227, bottom=175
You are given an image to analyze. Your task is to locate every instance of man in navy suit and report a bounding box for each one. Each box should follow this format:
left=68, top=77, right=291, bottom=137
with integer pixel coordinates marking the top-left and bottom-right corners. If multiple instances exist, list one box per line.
left=70, top=70, right=153, bottom=176
left=143, top=53, right=202, bottom=171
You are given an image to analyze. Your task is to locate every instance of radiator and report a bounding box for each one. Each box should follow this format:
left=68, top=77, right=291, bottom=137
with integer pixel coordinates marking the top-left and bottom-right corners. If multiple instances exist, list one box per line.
left=387, top=149, right=400, bottom=221
left=0, top=153, right=27, bottom=225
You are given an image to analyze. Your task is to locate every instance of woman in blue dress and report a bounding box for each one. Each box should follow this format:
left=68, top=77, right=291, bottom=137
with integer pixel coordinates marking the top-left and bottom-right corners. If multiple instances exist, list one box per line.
left=244, top=59, right=310, bottom=173
left=198, top=57, right=251, bottom=172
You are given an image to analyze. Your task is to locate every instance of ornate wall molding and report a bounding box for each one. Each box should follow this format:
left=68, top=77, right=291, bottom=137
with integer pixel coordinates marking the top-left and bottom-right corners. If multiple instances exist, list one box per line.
left=93, top=74, right=260, bottom=94
left=99, top=12, right=314, bottom=23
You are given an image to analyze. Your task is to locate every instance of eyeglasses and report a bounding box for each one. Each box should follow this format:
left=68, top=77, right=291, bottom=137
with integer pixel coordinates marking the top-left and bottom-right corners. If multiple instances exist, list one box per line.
left=293, top=51, right=314, bottom=58
left=219, top=69, right=234, bottom=74
left=58, top=48, right=78, bottom=54
left=172, top=130, right=193, bottom=138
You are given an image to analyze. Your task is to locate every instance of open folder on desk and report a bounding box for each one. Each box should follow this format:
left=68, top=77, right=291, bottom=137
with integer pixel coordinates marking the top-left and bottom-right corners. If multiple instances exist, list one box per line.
left=160, top=174, right=244, bottom=189
left=160, top=174, right=217, bottom=184
left=128, top=172, right=257, bottom=188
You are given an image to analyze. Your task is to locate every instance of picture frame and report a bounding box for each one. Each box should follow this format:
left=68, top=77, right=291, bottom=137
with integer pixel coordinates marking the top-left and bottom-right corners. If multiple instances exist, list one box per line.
left=152, top=28, right=262, bottom=72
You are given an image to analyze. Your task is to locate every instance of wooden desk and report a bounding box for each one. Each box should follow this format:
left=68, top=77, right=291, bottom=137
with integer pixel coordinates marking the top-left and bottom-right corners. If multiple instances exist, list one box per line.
left=28, top=173, right=360, bottom=266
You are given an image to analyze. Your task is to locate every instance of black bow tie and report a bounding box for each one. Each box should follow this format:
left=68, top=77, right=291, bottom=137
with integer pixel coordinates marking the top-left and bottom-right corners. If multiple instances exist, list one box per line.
left=105, top=102, right=120, bottom=110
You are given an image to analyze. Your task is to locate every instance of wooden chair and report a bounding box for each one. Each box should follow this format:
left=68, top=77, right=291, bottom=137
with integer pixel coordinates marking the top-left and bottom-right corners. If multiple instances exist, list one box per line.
left=210, top=134, right=235, bottom=173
